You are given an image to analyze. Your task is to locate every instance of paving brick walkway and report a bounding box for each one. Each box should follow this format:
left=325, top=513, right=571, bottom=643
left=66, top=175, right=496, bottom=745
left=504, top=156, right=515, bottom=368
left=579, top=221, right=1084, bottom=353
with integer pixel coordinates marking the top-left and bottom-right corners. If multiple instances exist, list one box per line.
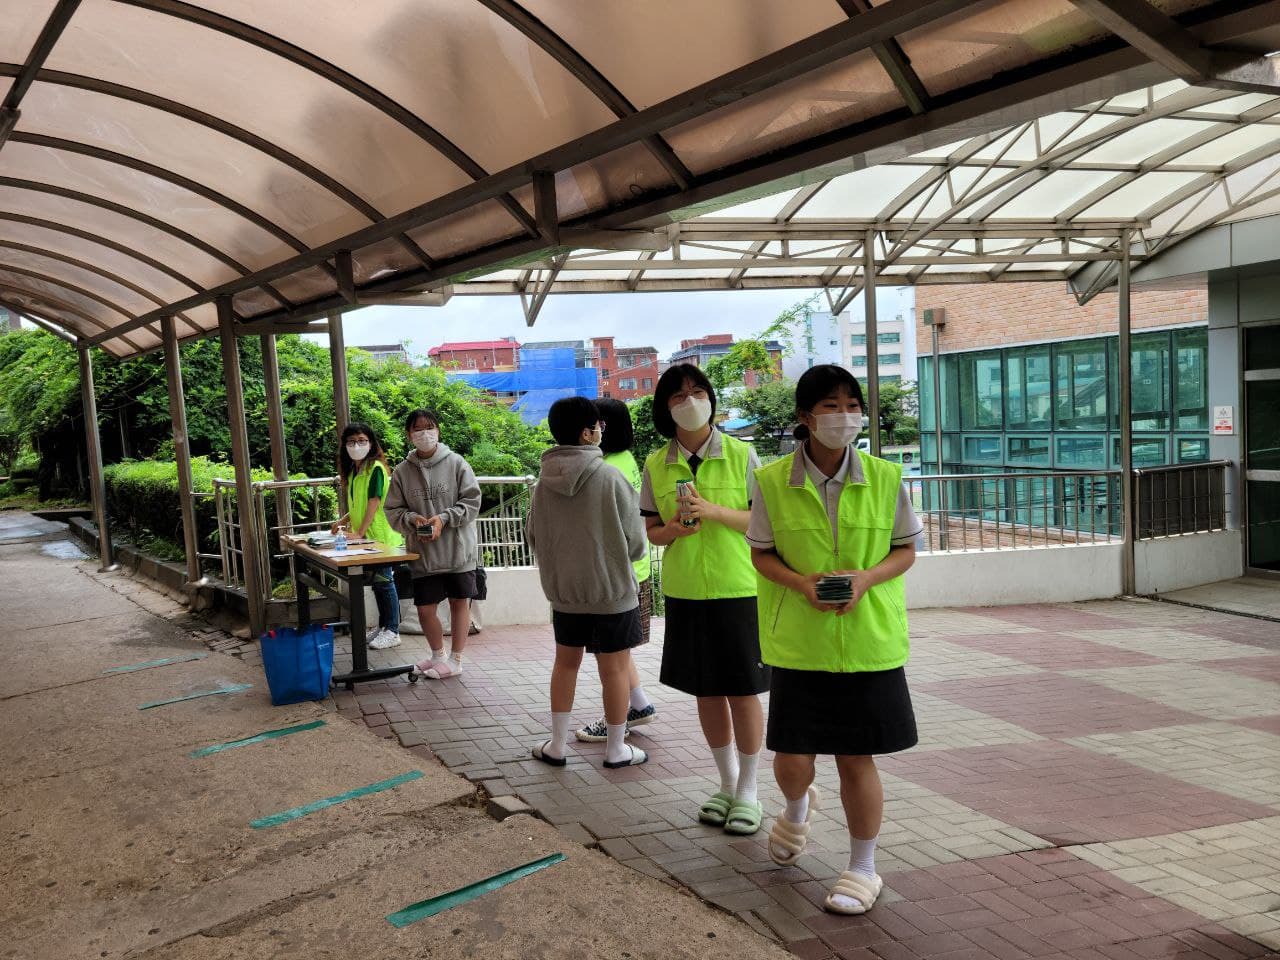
left=284, top=597, right=1279, bottom=960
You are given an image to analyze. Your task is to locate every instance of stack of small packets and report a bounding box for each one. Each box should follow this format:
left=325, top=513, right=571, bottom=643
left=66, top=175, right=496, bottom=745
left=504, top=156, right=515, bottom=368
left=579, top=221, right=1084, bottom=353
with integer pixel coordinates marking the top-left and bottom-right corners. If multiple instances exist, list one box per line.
left=816, top=574, right=853, bottom=604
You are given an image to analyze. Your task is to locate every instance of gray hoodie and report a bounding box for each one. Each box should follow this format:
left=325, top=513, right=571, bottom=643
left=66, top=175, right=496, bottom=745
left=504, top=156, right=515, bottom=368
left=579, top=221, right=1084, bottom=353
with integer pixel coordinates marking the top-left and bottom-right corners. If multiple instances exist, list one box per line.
left=384, top=444, right=481, bottom=576
left=527, top=444, right=646, bottom=616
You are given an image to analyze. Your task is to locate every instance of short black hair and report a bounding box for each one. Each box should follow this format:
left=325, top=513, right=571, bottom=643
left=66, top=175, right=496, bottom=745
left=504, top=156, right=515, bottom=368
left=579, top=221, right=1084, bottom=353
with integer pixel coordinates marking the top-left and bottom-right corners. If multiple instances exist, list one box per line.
left=596, top=398, right=634, bottom=454
left=651, top=363, right=717, bottom=439
left=793, top=364, right=865, bottom=441
left=548, top=396, right=600, bottom=446
left=404, top=408, right=440, bottom=432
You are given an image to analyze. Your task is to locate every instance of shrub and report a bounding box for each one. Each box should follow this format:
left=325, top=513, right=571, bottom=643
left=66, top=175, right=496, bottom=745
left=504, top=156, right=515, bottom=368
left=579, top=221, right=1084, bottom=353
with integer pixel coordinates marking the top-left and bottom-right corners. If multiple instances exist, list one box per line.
left=104, top=457, right=338, bottom=565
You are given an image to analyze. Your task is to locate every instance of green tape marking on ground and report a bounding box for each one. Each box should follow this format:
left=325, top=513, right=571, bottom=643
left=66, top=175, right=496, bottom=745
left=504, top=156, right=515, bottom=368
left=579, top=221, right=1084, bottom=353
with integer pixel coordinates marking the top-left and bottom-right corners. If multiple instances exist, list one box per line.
left=385, top=853, right=567, bottom=927
left=188, top=719, right=326, bottom=758
left=104, top=653, right=208, bottom=674
left=137, top=683, right=252, bottom=710
left=250, top=769, right=424, bottom=829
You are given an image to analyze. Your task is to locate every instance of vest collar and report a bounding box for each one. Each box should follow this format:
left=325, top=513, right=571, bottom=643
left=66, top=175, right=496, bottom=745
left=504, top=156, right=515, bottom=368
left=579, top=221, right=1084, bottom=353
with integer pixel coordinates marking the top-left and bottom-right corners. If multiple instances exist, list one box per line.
left=665, top=429, right=724, bottom=465
left=789, top=442, right=867, bottom=488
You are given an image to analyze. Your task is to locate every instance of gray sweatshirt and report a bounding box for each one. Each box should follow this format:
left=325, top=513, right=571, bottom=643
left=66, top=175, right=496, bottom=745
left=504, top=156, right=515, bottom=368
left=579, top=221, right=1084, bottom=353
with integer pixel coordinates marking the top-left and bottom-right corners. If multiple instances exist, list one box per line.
left=384, top=444, right=481, bottom=576
left=527, top=445, right=646, bottom=616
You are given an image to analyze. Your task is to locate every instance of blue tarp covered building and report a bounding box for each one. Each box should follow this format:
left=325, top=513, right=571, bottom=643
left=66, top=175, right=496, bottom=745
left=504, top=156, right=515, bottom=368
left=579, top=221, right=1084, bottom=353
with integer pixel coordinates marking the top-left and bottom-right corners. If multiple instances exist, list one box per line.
left=445, top=348, right=598, bottom=426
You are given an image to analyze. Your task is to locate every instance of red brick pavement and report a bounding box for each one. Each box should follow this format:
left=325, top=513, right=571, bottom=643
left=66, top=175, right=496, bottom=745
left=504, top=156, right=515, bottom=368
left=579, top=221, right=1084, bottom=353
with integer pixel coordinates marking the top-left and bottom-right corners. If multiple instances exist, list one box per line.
left=334, top=601, right=1280, bottom=960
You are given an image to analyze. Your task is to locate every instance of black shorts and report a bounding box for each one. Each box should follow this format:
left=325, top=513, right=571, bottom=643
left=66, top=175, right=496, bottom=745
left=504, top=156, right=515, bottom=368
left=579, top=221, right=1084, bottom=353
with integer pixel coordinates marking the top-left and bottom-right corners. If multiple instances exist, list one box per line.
left=412, top=571, right=479, bottom=606
left=553, top=607, right=642, bottom=655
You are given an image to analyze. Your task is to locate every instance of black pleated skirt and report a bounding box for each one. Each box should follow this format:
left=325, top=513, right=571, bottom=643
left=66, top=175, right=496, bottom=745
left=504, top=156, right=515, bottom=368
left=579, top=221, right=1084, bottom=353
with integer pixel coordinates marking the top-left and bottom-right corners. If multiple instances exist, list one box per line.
left=659, top=596, right=770, bottom=697
left=766, top=665, right=917, bottom=756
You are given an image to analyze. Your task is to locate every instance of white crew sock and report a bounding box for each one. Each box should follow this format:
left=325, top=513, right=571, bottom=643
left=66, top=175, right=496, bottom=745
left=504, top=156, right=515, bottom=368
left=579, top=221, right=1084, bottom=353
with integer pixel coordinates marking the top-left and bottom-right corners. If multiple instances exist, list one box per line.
left=605, top=723, right=629, bottom=764
left=448, top=652, right=463, bottom=673
left=546, top=712, right=571, bottom=759
left=830, top=834, right=879, bottom=911
left=784, top=791, right=810, bottom=825
left=735, top=750, right=760, bottom=805
left=629, top=685, right=652, bottom=712
left=711, top=744, right=739, bottom=795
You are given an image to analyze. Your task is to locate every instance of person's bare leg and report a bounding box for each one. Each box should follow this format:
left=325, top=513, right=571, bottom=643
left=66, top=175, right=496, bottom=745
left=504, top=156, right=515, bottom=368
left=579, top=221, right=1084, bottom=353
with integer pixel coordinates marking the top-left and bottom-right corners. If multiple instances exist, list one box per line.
left=727, top=694, right=764, bottom=805
left=830, top=754, right=885, bottom=910
left=596, top=650, right=635, bottom=764
left=416, top=603, right=445, bottom=659
left=447, top=597, right=471, bottom=658
left=697, top=696, right=738, bottom=799
left=540, top=643, right=584, bottom=762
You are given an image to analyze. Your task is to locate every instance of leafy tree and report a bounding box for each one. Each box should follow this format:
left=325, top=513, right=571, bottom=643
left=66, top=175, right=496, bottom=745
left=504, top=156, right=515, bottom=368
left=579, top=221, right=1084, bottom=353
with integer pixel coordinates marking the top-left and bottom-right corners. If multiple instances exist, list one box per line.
left=627, top=394, right=662, bottom=464
left=702, top=293, right=819, bottom=392
left=734, top=380, right=798, bottom=458
left=878, top=380, right=920, bottom=446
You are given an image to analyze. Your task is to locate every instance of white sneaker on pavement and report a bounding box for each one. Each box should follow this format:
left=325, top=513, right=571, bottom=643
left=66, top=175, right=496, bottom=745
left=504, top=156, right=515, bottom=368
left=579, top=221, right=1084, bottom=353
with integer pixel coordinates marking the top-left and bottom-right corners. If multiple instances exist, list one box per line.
left=368, top=629, right=401, bottom=650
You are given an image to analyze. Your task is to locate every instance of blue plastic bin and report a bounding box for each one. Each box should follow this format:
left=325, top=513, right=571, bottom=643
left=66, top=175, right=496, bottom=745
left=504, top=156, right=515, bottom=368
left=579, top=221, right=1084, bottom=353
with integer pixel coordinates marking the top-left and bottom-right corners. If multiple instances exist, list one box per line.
left=260, top=624, right=334, bottom=705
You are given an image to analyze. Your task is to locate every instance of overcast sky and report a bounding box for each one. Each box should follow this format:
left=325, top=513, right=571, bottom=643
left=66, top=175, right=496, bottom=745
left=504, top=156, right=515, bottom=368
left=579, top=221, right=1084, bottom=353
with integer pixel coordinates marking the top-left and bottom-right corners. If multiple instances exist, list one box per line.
left=303, top=286, right=916, bottom=363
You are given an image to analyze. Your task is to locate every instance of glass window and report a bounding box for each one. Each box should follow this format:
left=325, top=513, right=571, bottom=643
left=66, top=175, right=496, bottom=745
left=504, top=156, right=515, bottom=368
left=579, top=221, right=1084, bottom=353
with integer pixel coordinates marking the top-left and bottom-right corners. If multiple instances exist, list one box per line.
left=1177, top=437, right=1209, bottom=462
left=619, top=378, right=637, bottom=390
left=921, top=433, right=960, bottom=471
left=1004, top=345, right=1052, bottom=431
left=1246, top=379, right=1280, bottom=471
left=642, top=378, right=653, bottom=389
left=1174, top=327, right=1208, bottom=429
left=1055, top=340, right=1107, bottom=430
left=851, top=354, right=867, bottom=367
left=600, top=347, right=609, bottom=359
left=1130, top=332, right=1171, bottom=431
left=1245, top=323, right=1280, bottom=370
left=962, top=435, right=1002, bottom=463
left=919, top=355, right=960, bottom=433
left=879, top=353, right=901, bottom=365
left=960, top=351, right=1003, bottom=430
left=850, top=334, right=866, bottom=346
left=1112, top=436, right=1167, bottom=468
left=1056, top=435, right=1106, bottom=468
left=1008, top=436, right=1051, bottom=466
left=877, top=332, right=900, bottom=344
left=881, top=374, right=901, bottom=385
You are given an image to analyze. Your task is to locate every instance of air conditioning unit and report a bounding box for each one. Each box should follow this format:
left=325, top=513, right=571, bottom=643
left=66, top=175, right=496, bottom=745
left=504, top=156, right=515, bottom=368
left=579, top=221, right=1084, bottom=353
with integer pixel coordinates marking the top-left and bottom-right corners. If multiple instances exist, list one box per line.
left=922, top=307, right=946, bottom=327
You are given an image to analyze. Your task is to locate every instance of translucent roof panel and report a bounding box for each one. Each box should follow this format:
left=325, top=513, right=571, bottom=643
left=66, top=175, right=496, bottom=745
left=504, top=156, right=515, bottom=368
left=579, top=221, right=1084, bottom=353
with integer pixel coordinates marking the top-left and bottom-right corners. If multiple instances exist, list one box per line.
left=1, top=0, right=1276, bottom=351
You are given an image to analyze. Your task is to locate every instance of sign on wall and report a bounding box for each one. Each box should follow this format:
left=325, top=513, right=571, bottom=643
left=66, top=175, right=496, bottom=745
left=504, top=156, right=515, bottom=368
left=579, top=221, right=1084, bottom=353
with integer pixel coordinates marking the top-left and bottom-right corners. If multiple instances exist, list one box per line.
left=1212, top=405, right=1235, bottom=436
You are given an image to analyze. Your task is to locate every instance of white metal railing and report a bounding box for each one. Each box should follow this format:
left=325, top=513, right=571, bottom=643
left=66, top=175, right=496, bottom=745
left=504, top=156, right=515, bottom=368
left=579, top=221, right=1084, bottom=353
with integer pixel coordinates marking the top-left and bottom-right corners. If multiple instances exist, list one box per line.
left=476, top=475, right=537, bottom=567
left=906, top=470, right=1122, bottom=553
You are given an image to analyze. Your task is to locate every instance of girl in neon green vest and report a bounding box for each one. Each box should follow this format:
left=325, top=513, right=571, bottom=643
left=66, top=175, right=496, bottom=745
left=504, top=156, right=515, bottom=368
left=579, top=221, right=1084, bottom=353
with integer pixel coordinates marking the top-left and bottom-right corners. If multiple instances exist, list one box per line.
left=640, top=363, right=769, bottom=836
left=333, top=422, right=405, bottom=650
left=748, top=365, right=922, bottom=917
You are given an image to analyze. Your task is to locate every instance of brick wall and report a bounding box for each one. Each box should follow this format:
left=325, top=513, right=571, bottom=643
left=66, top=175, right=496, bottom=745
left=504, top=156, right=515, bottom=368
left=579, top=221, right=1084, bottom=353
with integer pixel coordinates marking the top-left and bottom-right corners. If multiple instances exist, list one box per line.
left=915, top=282, right=1207, bottom=355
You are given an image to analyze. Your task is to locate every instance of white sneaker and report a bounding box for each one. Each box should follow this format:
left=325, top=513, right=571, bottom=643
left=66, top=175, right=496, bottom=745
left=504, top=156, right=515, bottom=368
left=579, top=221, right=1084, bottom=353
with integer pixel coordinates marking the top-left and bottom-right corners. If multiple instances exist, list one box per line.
left=365, top=625, right=381, bottom=643
left=368, top=629, right=401, bottom=650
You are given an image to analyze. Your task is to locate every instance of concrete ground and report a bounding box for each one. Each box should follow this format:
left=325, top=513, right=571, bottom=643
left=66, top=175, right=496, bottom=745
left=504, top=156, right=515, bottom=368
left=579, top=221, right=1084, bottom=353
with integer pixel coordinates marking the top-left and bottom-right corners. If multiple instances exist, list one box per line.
left=291, top=579, right=1280, bottom=959
left=0, top=515, right=790, bottom=960
left=1162, top=576, right=1280, bottom=621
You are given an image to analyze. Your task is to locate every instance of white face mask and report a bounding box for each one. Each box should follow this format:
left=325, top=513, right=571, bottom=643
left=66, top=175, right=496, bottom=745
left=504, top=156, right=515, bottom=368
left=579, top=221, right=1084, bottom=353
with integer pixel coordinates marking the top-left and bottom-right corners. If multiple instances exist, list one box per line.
left=410, top=428, right=439, bottom=453
left=812, top=413, right=862, bottom=450
left=346, top=441, right=371, bottom=461
left=584, top=425, right=603, bottom=447
left=670, top=396, right=712, bottom=432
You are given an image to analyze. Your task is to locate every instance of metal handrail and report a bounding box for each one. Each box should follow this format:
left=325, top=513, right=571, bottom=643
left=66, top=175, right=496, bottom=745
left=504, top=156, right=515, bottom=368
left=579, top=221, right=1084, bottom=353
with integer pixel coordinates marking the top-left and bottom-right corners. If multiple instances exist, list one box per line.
left=1131, top=460, right=1229, bottom=540
left=1131, top=459, right=1231, bottom=476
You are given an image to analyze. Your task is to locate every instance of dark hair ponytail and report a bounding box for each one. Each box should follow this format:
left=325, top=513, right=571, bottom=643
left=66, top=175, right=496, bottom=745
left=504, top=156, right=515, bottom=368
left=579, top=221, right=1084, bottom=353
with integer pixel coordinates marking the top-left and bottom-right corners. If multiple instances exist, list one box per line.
left=792, top=365, right=864, bottom=443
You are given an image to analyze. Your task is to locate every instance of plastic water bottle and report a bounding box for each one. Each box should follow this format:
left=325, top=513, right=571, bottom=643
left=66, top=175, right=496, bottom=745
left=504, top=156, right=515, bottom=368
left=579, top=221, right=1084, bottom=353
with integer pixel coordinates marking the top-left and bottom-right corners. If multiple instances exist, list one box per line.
left=334, top=527, right=348, bottom=552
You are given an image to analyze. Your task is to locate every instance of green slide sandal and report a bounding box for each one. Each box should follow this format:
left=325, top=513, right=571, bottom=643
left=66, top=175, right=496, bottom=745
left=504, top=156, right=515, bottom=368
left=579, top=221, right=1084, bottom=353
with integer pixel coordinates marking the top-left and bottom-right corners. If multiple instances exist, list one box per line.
left=724, top=799, right=763, bottom=836
left=697, top=791, right=734, bottom=826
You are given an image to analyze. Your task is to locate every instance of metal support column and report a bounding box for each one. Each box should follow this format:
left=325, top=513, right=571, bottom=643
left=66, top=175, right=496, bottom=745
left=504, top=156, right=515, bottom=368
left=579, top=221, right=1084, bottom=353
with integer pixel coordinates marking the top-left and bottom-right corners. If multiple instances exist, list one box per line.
left=162, top=316, right=204, bottom=587
left=78, top=345, right=117, bottom=571
left=218, top=298, right=266, bottom=637
left=327, top=310, right=350, bottom=516
left=327, top=310, right=349, bottom=437
left=863, top=229, right=881, bottom=456
left=261, top=334, right=293, bottom=535
left=929, top=316, right=948, bottom=551
left=1118, top=230, right=1136, bottom=596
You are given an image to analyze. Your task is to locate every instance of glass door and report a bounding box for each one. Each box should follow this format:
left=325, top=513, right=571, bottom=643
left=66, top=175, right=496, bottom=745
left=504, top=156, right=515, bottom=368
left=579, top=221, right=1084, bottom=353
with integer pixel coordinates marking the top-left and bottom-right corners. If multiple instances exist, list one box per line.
left=1244, top=325, right=1280, bottom=571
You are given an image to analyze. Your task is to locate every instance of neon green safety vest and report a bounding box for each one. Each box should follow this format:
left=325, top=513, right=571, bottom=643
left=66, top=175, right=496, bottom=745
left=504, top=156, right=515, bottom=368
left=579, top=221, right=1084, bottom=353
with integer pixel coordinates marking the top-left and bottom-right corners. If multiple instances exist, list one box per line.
left=604, top=450, right=651, bottom=584
left=644, top=432, right=755, bottom=600
left=348, top=460, right=404, bottom=549
left=754, top=450, right=908, bottom=673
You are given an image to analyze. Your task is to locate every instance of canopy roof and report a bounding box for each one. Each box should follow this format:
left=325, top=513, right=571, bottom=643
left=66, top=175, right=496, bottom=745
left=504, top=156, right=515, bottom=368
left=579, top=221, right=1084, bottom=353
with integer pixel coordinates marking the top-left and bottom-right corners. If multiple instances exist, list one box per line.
left=1, top=0, right=1278, bottom=355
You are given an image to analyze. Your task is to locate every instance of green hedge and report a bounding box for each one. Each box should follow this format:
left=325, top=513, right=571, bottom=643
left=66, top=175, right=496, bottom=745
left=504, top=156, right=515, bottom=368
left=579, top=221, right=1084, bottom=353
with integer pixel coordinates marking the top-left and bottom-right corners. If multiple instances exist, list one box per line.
left=103, top=457, right=337, bottom=560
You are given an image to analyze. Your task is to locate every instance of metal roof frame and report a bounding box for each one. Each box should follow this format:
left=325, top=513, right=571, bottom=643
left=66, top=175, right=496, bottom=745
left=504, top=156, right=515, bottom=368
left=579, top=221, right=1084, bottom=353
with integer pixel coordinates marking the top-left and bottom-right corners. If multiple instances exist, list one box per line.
left=0, top=0, right=1274, bottom=353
